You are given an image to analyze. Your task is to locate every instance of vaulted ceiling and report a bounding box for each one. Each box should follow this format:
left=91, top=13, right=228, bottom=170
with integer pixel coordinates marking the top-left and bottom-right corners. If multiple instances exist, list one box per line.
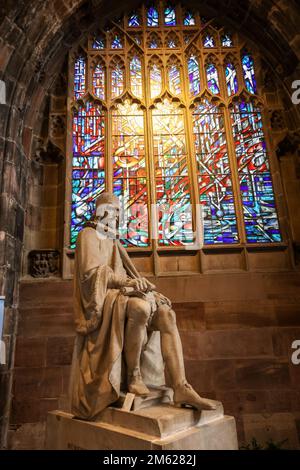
left=1, top=0, right=299, bottom=120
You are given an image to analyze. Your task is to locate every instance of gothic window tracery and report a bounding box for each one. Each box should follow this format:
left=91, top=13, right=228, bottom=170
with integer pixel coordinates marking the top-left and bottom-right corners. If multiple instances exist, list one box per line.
left=68, top=2, right=281, bottom=250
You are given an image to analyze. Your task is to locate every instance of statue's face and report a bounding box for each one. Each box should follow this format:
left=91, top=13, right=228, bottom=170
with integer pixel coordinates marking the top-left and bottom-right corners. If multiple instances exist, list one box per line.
left=95, top=203, right=119, bottom=240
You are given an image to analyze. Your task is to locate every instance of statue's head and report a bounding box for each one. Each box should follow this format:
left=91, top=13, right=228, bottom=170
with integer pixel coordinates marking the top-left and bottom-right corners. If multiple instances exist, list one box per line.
left=94, top=192, right=120, bottom=240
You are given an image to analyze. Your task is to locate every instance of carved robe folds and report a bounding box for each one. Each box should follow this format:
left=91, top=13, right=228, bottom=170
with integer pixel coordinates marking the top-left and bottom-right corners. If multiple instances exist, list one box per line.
left=69, top=227, right=165, bottom=420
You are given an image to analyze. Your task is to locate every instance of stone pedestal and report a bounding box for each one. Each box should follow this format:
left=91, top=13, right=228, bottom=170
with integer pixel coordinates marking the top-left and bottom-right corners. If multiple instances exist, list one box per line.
left=46, top=401, right=238, bottom=450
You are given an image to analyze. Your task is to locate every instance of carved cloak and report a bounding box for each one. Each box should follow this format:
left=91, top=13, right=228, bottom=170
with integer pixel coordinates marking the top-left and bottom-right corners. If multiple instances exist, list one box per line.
left=69, top=227, right=165, bottom=420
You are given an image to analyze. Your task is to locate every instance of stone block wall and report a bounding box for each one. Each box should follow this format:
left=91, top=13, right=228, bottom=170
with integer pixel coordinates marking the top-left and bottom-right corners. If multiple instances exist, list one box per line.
left=1, top=0, right=300, bottom=450
left=8, top=273, right=300, bottom=449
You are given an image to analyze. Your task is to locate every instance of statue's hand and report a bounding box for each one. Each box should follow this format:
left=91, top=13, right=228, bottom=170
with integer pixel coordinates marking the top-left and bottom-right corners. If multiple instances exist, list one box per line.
left=126, top=278, right=155, bottom=292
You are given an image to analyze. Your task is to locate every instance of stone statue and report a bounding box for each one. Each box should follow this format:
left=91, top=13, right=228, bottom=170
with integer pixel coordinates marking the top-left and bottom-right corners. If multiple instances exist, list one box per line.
left=69, top=192, right=216, bottom=420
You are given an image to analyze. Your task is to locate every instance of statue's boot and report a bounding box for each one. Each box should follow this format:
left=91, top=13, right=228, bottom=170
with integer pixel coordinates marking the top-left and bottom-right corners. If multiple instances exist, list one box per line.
left=173, top=382, right=217, bottom=411
left=128, top=374, right=150, bottom=396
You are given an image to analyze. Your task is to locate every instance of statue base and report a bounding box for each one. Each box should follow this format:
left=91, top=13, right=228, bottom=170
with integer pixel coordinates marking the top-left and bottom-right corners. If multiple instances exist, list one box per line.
left=45, top=401, right=238, bottom=450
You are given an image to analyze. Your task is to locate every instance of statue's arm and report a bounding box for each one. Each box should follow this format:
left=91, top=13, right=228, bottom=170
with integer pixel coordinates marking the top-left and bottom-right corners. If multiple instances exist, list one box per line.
left=106, top=270, right=128, bottom=289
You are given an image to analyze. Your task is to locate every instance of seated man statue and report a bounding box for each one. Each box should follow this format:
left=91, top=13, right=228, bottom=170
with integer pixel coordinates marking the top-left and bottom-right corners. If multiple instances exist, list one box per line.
left=69, top=192, right=216, bottom=420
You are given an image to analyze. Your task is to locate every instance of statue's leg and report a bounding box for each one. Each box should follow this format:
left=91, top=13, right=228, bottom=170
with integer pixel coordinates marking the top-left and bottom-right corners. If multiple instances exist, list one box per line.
left=151, top=304, right=217, bottom=410
left=150, top=304, right=186, bottom=388
left=124, top=297, right=151, bottom=396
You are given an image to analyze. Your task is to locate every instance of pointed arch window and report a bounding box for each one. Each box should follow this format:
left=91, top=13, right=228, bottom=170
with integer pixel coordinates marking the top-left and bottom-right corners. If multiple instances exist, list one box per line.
left=231, top=102, right=281, bottom=242
left=92, top=62, right=105, bottom=100
left=168, top=63, right=181, bottom=95
left=164, top=6, right=176, bottom=26
left=67, top=5, right=282, bottom=255
left=74, top=56, right=86, bottom=99
left=206, top=63, right=220, bottom=94
left=71, top=102, right=105, bottom=248
left=111, top=62, right=124, bottom=98
left=128, top=12, right=141, bottom=27
left=222, top=34, right=233, bottom=47
left=225, top=63, right=238, bottom=96
left=92, top=36, right=105, bottom=49
left=184, top=11, right=196, bottom=26
left=147, top=6, right=159, bottom=26
left=242, top=53, right=257, bottom=94
left=112, top=101, right=149, bottom=247
left=188, top=55, right=200, bottom=96
left=152, top=100, right=193, bottom=246
left=130, top=56, right=143, bottom=98
left=150, top=63, right=162, bottom=98
left=192, top=100, right=238, bottom=244
left=111, top=35, right=123, bottom=49
left=203, top=35, right=215, bottom=48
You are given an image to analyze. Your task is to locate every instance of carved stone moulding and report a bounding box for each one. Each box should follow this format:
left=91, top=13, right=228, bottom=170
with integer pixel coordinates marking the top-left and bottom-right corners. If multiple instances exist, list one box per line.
left=28, top=250, right=60, bottom=278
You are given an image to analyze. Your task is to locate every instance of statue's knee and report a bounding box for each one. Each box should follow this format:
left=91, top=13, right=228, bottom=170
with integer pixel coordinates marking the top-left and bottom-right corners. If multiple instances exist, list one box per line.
left=127, top=298, right=151, bottom=325
left=157, top=305, right=177, bottom=331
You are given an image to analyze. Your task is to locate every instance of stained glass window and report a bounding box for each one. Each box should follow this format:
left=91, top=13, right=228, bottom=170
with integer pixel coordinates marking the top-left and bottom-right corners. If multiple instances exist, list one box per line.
left=206, top=63, right=220, bottom=94
left=184, top=12, right=196, bottom=26
left=188, top=55, right=200, bottom=96
left=147, top=6, right=159, bottom=26
left=225, top=63, right=238, bottom=96
left=242, top=53, right=257, bottom=94
left=152, top=100, right=193, bottom=246
left=111, top=35, right=123, bottom=49
left=222, top=34, right=233, bottom=47
left=150, top=64, right=162, bottom=98
left=92, top=63, right=105, bottom=100
left=168, top=64, right=181, bottom=95
left=70, top=6, right=282, bottom=250
left=149, top=38, right=158, bottom=48
left=165, top=6, right=176, bottom=26
left=134, top=35, right=142, bottom=45
left=92, top=37, right=105, bottom=49
left=193, top=101, right=238, bottom=244
left=203, top=35, right=215, bottom=48
left=231, top=102, right=281, bottom=242
left=112, top=101, right=149, bottom=247
left=184, top=33, right=193, bottom=44
left=128, top=12, right=140, bottom=26
left=130, top=56, right=143, bottom=98
left=71, top=102, right=105, bottom=248
left=111, top=64, right=124, bottom=98
left=74, top=56, right=86, bottom=100
left=167, top=37, right=177, bottom=48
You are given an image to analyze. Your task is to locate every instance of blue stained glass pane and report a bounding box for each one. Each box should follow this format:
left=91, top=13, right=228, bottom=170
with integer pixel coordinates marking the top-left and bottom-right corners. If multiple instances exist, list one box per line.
left=193, top=101, right=238, bottom=244
left=206, top=64, right=220, bottom=94
left=149, top=38, right=158, bottom=48
left=240, top=172, right=281, bottom=243
left=111, top=65, right=124, bottom=98
left=147, top=7, right=159, bottom=26
left=92, top=37, right=105, bottom=49
left=184, top=12, right=195, bottom=26
left=169, top=65, right=181, bottom=95
left=71, top=102, right=105, bottom=248
left=128, top=12, right=140, bottom=27
left=204, top=35, right=215, bottom=47
left=225, top=63, right=238, bottom=96
left=242, top=53, right=257, bottom=94
left=74, top=57, right=85, bottom=100
left=164, top=6, right=176, bottom=26
left=231, top=102, right=281, bottom=243
left=222, top=34, right=233, bottom=47
left=111, top=35, right=123, bottom=49
left=168, top=39, right=177, bottom=48
left=188, top=55, right=200, bottom=95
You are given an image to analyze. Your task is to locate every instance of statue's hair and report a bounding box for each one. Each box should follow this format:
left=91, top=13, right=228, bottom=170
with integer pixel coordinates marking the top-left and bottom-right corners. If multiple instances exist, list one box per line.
left=95, top=192, right=120, bottom=209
